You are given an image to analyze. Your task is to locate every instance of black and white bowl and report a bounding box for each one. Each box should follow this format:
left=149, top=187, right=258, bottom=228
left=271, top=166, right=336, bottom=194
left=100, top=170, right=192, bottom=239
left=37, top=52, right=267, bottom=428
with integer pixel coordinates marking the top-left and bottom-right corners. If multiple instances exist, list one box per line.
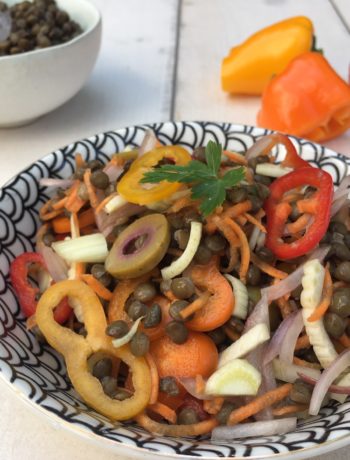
left=1, top=121, right=350, bottom=460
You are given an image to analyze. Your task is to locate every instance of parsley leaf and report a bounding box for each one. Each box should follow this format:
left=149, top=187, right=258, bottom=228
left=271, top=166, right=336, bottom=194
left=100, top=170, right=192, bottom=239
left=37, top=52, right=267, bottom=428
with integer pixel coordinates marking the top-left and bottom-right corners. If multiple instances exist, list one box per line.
left=141, top=142, right=244, bottom=216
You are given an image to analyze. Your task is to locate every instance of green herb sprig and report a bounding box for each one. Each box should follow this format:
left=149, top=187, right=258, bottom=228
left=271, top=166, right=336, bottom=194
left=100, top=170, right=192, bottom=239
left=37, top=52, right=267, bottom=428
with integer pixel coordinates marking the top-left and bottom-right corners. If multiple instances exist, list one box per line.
left=140, top=141, right=245, bottom=216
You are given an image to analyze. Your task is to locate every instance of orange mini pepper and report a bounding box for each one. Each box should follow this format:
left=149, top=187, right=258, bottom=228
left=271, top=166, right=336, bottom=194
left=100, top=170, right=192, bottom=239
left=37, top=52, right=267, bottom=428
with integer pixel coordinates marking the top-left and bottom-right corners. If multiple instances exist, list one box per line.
left=257, top=52, right=350, bottom=142
left=221, top=16, right=314, bottom=95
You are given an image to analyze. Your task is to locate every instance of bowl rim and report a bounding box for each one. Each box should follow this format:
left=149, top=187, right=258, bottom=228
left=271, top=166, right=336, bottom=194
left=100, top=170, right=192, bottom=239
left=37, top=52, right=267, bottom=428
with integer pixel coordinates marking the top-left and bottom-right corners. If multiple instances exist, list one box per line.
left=0, top=0, right=101, bottom=62
left=1, top=121, right=350, bottom=460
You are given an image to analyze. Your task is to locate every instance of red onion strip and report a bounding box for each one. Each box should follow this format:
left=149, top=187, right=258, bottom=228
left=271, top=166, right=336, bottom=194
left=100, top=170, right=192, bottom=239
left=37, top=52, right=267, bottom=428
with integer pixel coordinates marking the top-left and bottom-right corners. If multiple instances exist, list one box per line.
left=103, top=163, right=124, bottom=182
left=309, top=349, right=350, bottom=415
left=178, top=377, right=213, bottom=401
left=298, top=372, right=350, bottom=395
left=211, top=417, right=297, bottom=441
left=138, top=130, right=158, bottom=157
left=264, top=310, right=301, bottom=365
left=331, top=196, right=349, bottom=218
left=334, top=175, right=350, bottom=199
left=40, top=246, right=68, bottom=282
left=39, top=178, right=74, bottom=188
left=279, top=310, right=304, bottom=364
left=245, top=135, right=276, bottom=161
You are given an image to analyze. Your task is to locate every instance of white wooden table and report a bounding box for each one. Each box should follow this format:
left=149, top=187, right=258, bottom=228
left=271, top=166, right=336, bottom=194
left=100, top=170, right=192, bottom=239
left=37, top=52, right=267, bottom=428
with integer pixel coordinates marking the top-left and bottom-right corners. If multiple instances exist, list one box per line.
left=0, top=1, right=350, bottom=459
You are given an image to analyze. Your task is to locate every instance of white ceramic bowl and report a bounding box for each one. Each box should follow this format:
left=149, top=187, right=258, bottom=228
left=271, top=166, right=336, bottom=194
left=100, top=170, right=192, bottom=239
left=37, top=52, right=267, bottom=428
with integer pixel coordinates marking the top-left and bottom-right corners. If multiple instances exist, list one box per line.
left=0, top=0, right=101, bottom=127
left=1, top=122, right=350, bottom=460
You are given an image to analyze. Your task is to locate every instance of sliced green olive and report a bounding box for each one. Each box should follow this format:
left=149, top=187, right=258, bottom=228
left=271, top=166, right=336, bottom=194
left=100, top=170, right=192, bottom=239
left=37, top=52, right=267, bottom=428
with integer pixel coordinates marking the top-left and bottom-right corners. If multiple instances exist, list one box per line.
left=105, top=214, right=170, bottom=278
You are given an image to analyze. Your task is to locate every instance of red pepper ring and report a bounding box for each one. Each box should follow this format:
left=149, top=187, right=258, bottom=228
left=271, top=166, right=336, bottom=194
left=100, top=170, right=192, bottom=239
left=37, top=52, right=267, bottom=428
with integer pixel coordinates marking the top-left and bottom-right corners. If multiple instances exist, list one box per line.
left=265, top=167, right=333, bottom=260
left=10, top=252, right=71, bottom=324
left=247, top=133, right=311, bottom=170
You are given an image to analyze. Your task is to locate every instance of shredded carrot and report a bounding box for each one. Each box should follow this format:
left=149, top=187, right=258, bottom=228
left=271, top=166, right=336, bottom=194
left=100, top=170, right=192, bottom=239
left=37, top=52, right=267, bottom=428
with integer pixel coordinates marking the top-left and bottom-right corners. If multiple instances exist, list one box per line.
left=281, top=192, right=303, bottom=203
left=236, top=215, right=247, bottom=226
left=224, top=325, right=240, bottom=342
left=195, top=374, right=206, bottom=395
left=286, top=214, right=311, bottom=234
left=167, top=194, right=196, bottom=214
left=250, top=252, right=288, bottom=280
left=338, top=333, right=350, bottom=348
left=75, top=152, right=84, bottom=169
left=295, top=335, right=311, bottom=350
left=293, top=357, right=321, bottom=369
left=307, top=267, right=333, bottom=322
left=95, top=192, right=119, bottom=214
left=163, top=290, right=178, bottom=302
left=51, top=196, right=68, bottom=210
left=73, top=262, right=85, bottom=278
left=227, top=383, right=292, bottom=426
left=203, top=397, right=225, bottom=415
left=83, top=169, right=99, bottom=208
left=212, top=217, right=239, bottom=273
left=145, top=353, right=159, bottom=405
left=80, top=274, right=113, bottom=301
left=272, top=404, right=307, bottom=416
left=70, top=212, right=80, bottom=238
left=297, top=198, right=318, bottom=214
left=179, top=291, right=211, bottom=320
left=223, top=217, right=250, bottom=283
left=39, top=199, right=64, bottom=221
left=52, top=208, right=95, bottom=234
left=223, top=150, right=248, bottom=166
left=243, top=212, right=267, bottom=233
left=26, top=314, right=37, bottom=330
left=148, top=402, right=177, bottom=424
left=206, top=200, right=252, bottom=233
left=136, top=413, right=218, bottom=436
left=65, top=181, right=86, bottom=213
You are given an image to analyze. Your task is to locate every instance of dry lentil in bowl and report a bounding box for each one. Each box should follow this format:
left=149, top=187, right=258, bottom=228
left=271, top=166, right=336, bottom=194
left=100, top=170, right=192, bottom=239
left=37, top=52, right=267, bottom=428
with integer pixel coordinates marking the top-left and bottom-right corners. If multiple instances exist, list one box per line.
left=0, top=0, right=82, bottom=56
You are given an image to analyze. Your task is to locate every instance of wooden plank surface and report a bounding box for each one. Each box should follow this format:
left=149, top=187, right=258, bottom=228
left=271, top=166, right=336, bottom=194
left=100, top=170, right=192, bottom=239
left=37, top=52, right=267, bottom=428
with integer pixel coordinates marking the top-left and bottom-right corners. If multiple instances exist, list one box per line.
left=175, top=0, right=350, bottom=156
left=332, top=0, right=350, bottom=31
left=0, top=0, right=178, bottom=187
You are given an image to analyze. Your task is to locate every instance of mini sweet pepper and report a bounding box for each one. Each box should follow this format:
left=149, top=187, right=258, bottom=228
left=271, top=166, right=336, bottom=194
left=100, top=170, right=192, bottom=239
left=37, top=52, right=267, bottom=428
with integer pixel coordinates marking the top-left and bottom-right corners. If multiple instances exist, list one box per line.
left=221, top=16, right=314, bottom=95
left=257, top=52, right=350, bottom=142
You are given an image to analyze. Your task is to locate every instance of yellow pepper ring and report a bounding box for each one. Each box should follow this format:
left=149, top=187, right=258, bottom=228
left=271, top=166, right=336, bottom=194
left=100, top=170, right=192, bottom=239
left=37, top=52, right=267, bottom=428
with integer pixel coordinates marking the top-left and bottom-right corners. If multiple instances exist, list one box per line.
left=36, top=280, right=151, bottom=420
left=117, top=145, right=191, bottom=205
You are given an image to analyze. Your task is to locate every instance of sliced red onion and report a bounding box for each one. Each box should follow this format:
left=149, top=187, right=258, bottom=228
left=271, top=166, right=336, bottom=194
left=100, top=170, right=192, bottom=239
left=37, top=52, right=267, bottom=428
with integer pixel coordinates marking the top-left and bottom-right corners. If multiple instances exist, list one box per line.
left=178, top=377, right=213, bottom=400
left=245, top=135, right=276, bottom=161
left=331, top=196, right=349, bottom=218
left=273, top=358, right=320, bottom=383
left=95, top=203, right=145, bottom=236
left=211, top=417, right=297, bottom=441
left=279, top=310, right=304, bottom=364
left=249, top=226, right=261, bottom=251
left=264, top=311, right=302, bottom=365
left=39, top=178, right=75, bottom=188
left=298, top=372, right=350, bottom=395
left=309, top=349, right=350, bottom=415
left=0, top=11, right=11, bottom=41
left=103, top=162, right=124, bottom=182
left=256, top=231, right=266, bottom=248
left=41, top=246, right=68, bottom=282
left=334, top=175, right=350, bottom=200
left=333, top=187, right=350, bottom=202
left=138, top=130, right=158, bottom=157
left=244, top=292, right=269, bottom=332
left=261, top=245, right=330, bottom=303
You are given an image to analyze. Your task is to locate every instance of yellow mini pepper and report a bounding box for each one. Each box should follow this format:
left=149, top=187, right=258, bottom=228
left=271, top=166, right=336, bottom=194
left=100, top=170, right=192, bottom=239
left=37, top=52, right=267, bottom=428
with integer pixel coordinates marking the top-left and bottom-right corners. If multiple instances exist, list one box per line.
left=221, top=16, right=314, bottom=95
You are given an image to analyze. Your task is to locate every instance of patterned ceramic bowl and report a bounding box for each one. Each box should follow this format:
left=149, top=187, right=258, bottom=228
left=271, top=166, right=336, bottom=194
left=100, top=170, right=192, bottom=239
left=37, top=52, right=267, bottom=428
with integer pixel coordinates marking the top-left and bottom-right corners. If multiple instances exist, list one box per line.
left=1, top=122, right=350, bottom=460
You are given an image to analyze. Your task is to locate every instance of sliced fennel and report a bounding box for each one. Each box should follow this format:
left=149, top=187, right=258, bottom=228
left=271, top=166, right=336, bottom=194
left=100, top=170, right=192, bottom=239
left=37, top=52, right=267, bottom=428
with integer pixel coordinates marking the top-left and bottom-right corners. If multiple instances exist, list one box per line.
left=272, top=358, right=321, bottom=383
left=52, top=233, right=108, bottom=263
left=300, top=259, right=337, bottom=369
left=224, top=274, right=248, bottom=320
left=112, top=316, right=144, bottom=348
left=218, top=323, right=270, bottom=368
left=255, top=163, right=292, bottom=178
left=205, top=358, right=261, bottom=396
left=104, top=195, right=128, bottom=214
left=161, top=221, right=202, bottom=280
